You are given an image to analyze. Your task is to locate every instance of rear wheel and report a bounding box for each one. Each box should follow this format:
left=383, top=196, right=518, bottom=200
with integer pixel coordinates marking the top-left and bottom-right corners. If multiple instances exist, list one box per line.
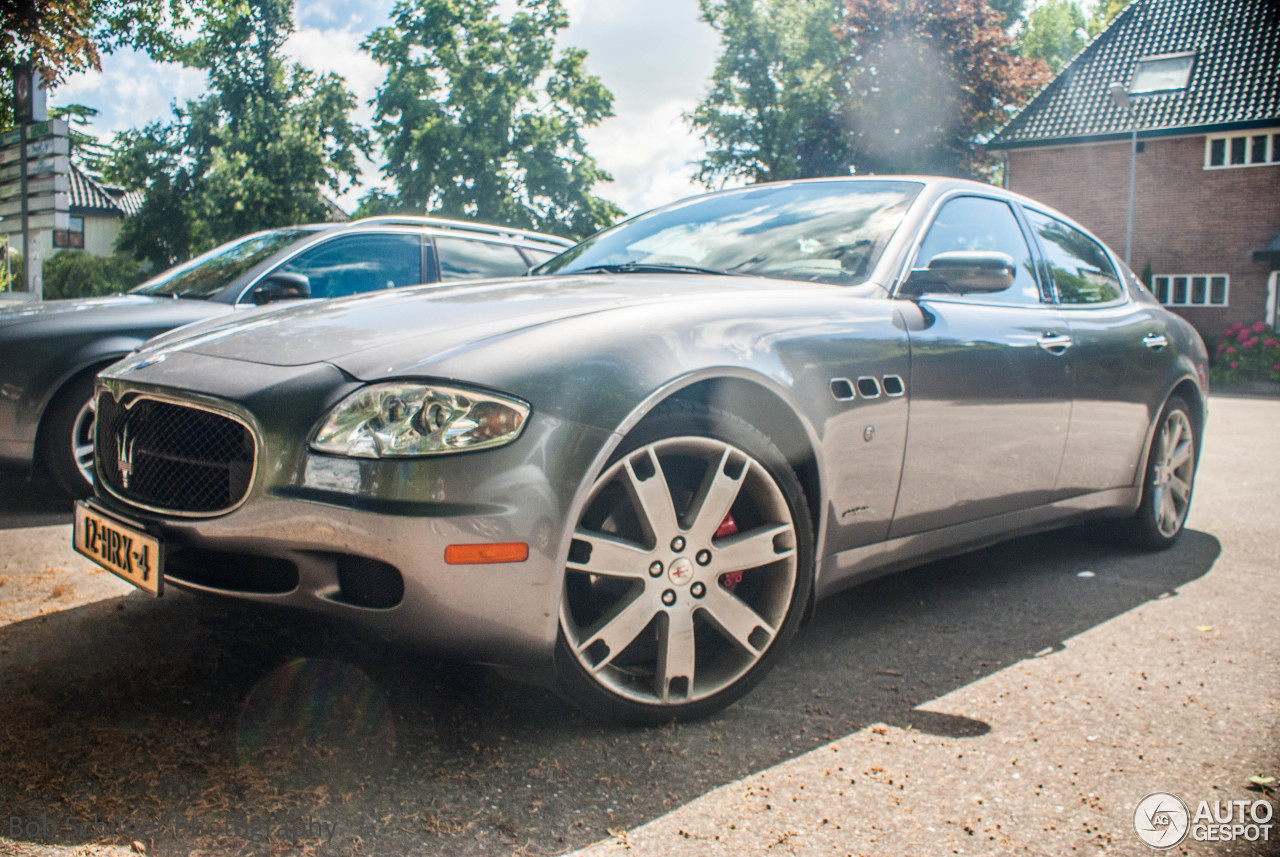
left=555, top=402, right=813, bottom=725
left=1121, top=395, right=1197, bottom=550
left=38, top=371, right=99, bottom=500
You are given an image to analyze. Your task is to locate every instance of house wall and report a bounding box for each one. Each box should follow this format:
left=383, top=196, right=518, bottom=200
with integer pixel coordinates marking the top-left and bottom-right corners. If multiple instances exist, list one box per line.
left=1005, top=135, right=1280, bottom=337
left=82, top=215, right=122, bottom=257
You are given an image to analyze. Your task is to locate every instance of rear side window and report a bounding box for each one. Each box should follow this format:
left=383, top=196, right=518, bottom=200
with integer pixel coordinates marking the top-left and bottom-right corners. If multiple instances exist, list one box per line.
left=276, top=233, right=422, bottom=299
left=1026, top=211, right=1124, bottom=304
left=436, top=237, right=531, bottom=281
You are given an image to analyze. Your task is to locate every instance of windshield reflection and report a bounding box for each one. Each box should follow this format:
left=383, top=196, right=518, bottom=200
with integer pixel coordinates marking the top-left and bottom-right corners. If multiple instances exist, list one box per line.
left=539, top=180, right=923, bottom=286
left=129, top=228, right=320, bottom=300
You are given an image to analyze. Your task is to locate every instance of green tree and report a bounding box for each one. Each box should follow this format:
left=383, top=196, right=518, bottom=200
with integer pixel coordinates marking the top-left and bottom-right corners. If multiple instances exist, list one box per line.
left=362, top=0, right=621, bottom=238
left=1017, top=0, right=1088, bottom=72
left=41, top=250, right=146, bottom=300
left=987, top=0, right=1026, bottom=31
left=687, top=0, right=849, bottom=187
left=0, top=0, right=202, bottom=127
left=106, top=0, right=367, bottom=268
left=837, top=0, right=1051, bottom=179
left=1089, top=0, right=1128, bottom=35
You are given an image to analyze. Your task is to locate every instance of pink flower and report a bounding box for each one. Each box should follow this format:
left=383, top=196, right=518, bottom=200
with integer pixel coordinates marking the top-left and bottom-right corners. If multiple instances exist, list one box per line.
left=1230, top=361, right=1240, bottom=369
left=1216, top=343, right=1226, bottom=356
left=1243, top=338, right=1259, bottom=349
left=1265, top=339, right=1279, bottom=348
left=1238, top=328, right=1252, bottom=342
left=1251, top=321, right=1268, bottom=333
left=1273, top=364, right=1280, bottom=372
left=1226, top=346, right=1236, bottom=354
left=1229, top=322, right=1244, bottom=332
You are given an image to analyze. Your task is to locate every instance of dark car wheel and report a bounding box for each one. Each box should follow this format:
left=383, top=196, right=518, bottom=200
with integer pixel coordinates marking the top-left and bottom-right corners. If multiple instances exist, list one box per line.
left=38, top=371, right=98, bottom=499
left=555, top=401, right=813, bottom=725
left=1122, top=395, right=1198, bottom=550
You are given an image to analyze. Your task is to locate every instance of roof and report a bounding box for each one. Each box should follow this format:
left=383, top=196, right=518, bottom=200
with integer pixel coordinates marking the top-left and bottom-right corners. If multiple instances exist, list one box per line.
left=990, top=0, right=1280, bottom=149
left=68, top=163, right=143, bottom=218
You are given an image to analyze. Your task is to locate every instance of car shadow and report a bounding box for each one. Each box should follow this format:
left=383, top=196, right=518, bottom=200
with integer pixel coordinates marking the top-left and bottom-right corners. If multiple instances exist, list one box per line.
left=0, top=526, right=1219, bottom=856
left=0, top=471, right=75, bottom=529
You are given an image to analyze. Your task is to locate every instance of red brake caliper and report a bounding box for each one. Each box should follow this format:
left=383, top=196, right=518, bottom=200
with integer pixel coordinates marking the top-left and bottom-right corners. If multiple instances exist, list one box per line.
left=715, top=513, right=742, bottom=592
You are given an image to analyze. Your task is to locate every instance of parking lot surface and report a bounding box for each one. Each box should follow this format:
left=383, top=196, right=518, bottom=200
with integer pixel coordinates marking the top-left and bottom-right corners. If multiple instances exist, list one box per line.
left=0, top=395, right=1276, bottom=857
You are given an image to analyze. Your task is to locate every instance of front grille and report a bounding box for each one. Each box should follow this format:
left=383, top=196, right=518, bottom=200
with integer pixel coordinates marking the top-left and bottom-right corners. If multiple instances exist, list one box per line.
left=97, top=391, right=256, bottom=515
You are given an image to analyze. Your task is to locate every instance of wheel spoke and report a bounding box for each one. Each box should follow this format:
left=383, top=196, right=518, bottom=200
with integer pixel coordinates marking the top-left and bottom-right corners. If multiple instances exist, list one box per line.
left=577, top=594, right=658, bottom=673
left=623, top=448, right=678, bottom=541
left=1169, top=474, right=1192, bottom=504
left=568, top=530, right=652, bottom=579
left=657, top=609, right=696, bottom=701
left=714, top=523, right=794, bottom=573
left=702, top=588, right=774, bottom=654
left=684, top=448, right=747, bottom=542
left=1162, top=419, right=1184, bottom=465
left=1169, top=441, right=1192, bottom=470
left=74, top=443, right=94, bottom=464
left=1160, top=488, right=1179, bottom=532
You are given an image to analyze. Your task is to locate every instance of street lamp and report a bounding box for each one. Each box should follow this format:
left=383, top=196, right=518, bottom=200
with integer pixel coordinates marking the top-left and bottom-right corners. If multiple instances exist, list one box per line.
left=1109, top=81, right=1137, bottom=267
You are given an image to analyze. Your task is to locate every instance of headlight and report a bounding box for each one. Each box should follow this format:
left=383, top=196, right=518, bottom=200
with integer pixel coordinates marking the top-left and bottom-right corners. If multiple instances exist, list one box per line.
left=310, top=382, right=529, bottom=458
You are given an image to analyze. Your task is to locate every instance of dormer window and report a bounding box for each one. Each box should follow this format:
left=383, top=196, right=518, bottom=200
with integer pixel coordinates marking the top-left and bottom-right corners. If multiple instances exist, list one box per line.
left=1130, top=52, right=1195, bottom=94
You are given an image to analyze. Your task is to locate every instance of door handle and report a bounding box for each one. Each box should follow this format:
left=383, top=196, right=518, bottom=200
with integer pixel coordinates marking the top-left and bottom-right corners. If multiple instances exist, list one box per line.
left=1142, top=333, right=1169, bottom=350
left=1037, top=332, right=1073, bottom=355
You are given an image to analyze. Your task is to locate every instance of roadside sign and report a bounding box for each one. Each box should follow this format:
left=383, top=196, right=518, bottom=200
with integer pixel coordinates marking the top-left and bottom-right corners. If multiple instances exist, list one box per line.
left=0, top=136, right=70, bottom=165
left=0, top=192, right=67, bottom=217
left=0, top=157, right=69, bottom=183
left=0, top=119, right=68, bottom=148
left=0, top=211, right=69, bottom=234
left=0, top=175, right=67, bottom=199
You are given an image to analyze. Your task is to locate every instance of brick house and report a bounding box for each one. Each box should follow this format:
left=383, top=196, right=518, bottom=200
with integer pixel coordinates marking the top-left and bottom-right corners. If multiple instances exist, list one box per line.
left=988, top=0, right=1280, bottom=339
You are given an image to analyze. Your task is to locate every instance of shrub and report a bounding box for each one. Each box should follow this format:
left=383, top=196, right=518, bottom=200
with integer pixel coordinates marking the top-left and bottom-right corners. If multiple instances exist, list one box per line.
left=41, top=251, right=147, bottom=300
left=1208, top=321, right=1280, bottom=385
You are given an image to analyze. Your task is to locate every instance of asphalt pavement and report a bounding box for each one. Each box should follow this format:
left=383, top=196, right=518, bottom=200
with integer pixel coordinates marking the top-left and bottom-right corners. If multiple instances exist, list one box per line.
left=0, top=395, right=1275, bottom=857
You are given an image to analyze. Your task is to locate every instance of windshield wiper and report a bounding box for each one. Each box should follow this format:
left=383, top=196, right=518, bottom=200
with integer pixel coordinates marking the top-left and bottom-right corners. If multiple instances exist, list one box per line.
left=572, top=262, right=741, bottom=277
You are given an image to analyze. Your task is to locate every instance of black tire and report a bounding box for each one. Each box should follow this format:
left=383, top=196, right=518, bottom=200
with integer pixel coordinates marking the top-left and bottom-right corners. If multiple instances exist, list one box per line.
left=554, top=401, right=814, bottom=725
left=1120, top=395, right=1198, bottom=550
left=37, top=371, right=99, bottom=500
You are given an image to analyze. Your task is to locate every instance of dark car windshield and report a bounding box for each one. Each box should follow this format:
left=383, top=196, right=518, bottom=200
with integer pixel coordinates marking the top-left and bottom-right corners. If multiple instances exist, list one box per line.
left=129, top=228, right=319, bottom=300
left=538, top=180, right=922, bottom=286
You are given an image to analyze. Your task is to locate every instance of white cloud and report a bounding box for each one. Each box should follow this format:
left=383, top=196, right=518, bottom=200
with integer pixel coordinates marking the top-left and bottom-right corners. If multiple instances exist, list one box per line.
left=53, top=50, right=208, bottom=136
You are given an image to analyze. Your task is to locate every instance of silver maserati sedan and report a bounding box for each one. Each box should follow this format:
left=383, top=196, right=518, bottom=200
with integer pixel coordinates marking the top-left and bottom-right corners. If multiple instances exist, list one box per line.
left=75, top=177, right=1208, bottom=724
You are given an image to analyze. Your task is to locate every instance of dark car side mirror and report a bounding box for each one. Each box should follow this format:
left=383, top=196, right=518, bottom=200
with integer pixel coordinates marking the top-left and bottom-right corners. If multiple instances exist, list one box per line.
left=251, top=273, right=311, bottom=305
left=901, top=251, right=1016, bottom=298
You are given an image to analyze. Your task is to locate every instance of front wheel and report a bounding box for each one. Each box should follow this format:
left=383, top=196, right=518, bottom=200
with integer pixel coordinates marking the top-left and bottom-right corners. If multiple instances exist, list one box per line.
left=1121, top=395, right=1198, bottom=550
left=555, top=402, right=813, bottom=725
left=38, top=371, right=99, bottom=500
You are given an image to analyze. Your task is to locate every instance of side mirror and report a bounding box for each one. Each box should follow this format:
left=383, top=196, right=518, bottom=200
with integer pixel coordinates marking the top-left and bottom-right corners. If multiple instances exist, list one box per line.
left=251, top=272, right=311, bottom=305
left=902, top=251, right=1016, bottom=297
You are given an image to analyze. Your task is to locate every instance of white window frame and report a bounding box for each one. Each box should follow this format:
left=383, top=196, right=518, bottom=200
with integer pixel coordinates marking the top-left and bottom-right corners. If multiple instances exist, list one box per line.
left=1204, top=128, right=1280, bottom=170
left=1152, top=273, right=1229, bottom=308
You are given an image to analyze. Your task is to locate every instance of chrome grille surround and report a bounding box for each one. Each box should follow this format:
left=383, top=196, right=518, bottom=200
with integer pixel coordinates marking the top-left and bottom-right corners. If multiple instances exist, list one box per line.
left=95, top=388, right=259, bottom=518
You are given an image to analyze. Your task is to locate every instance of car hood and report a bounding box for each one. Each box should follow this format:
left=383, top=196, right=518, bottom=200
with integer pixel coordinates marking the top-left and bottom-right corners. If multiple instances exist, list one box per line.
left=0, top=294, right=226, bottom=333
left=141, top=274, right=808, bottom=375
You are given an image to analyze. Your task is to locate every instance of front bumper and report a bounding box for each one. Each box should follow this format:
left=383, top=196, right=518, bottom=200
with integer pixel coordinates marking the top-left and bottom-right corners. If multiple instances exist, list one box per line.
left=93, top=352, right=615, bottom=668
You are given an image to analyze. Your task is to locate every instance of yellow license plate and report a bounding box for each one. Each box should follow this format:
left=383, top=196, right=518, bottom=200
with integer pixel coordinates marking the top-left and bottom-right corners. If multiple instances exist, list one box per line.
left=73, top=501, right=164, bottom=596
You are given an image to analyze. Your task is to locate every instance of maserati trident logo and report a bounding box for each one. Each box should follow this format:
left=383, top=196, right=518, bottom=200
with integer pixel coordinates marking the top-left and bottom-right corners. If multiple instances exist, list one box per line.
left=117, top=422, right=136, bottom=489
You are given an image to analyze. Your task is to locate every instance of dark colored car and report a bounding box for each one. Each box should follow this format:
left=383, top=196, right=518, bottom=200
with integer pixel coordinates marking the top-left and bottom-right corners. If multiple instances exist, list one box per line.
left=0, top=217, right=572, bottom=497
left=77, top=177, right=1207, bottom=724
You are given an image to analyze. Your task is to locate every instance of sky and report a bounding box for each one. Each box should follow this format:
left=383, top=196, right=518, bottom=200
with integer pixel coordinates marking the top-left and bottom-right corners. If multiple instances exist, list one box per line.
left=51, top=0, right=724, bottom=219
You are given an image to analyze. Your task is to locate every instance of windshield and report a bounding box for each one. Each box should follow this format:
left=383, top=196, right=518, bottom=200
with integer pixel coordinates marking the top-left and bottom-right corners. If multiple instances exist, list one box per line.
left=129, top=228, right=320, bottom=300
left=538, top=180, right=922, bottom=286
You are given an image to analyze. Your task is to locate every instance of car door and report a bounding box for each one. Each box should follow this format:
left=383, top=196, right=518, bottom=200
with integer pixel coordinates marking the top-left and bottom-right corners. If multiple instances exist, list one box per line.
left=269, top=232, right=425, bottom=300
left=890, top=194, right=1072, bottom=537
left=1023, top=208, right=1169, bottom=496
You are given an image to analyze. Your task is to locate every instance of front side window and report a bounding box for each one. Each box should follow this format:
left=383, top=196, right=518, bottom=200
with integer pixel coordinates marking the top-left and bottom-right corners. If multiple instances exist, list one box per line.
left=276, top=233, right=422, bottom=299
left=1026, top=211, right=1124, bottom=305
left=436, top=237, right=531, bottom=281
left=913, top=196, right=1043, bottom=305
